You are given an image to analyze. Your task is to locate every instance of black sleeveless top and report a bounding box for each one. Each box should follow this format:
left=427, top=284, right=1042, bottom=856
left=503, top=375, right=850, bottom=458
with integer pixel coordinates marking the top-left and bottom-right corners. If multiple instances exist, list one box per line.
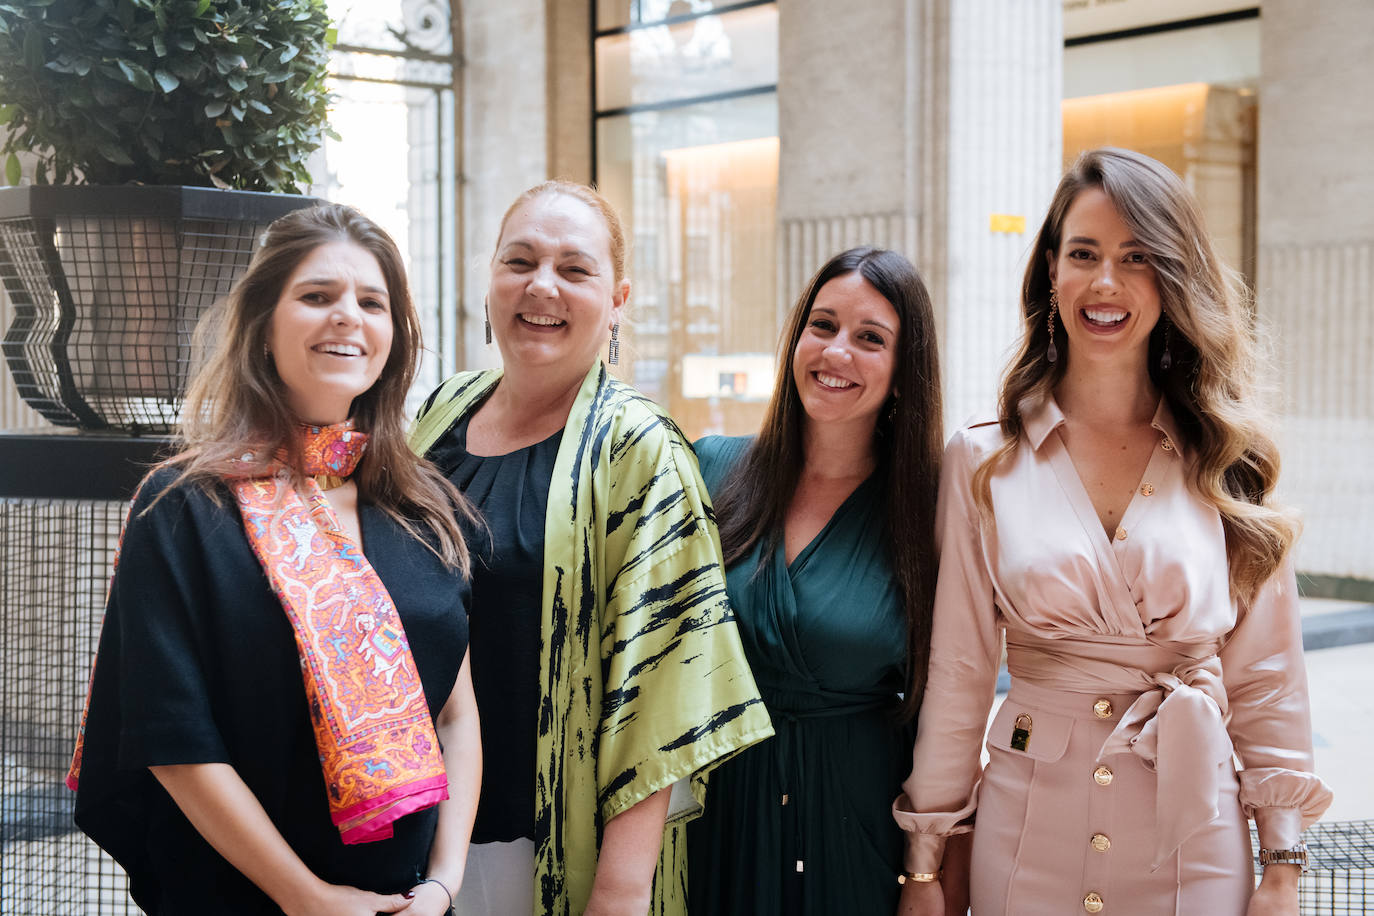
left=427, top=412, right=561, bottom=843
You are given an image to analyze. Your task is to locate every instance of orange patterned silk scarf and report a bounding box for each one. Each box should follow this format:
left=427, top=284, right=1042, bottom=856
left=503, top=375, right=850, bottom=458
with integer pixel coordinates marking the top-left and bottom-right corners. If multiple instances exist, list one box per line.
left=234, top=421, right=448, bottom=843
left=66, top=421, right=449, bottom=846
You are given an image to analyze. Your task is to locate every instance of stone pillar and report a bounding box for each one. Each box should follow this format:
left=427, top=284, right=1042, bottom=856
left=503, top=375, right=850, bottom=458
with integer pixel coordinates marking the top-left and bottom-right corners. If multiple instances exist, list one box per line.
left=459, top=0, right=554, bottom=369
left=546, top=0, right=593, bottom=186
left=943, top=0, right=1061, bottom=427
left=1258, top=0, right=1374, bottom=580
left=776, top=0, right=1061, bottom=431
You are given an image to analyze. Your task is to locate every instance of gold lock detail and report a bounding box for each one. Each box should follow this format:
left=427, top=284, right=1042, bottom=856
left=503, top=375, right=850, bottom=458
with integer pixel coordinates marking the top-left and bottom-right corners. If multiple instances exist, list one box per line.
left=1011, top=714, right=1032, bottom=752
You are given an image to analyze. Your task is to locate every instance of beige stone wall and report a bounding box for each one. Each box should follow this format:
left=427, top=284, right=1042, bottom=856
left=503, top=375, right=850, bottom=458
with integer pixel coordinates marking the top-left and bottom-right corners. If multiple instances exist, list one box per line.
left=1258, top=0, right=1374, bottom=579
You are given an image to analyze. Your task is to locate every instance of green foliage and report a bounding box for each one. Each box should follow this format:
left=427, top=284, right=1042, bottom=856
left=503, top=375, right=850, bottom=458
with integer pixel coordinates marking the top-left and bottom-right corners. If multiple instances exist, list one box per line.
left=0, top=0, right=334, bottom=193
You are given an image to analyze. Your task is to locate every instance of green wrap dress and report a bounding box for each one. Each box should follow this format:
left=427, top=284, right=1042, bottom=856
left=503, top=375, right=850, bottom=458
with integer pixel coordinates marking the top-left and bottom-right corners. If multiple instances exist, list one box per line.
left=687, top=435, right=913, bottom=915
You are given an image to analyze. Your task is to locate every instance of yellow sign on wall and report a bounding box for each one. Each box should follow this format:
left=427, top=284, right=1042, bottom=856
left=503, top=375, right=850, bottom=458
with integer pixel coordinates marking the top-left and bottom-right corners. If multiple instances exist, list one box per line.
left=990, top=213, right=1026, bottom=234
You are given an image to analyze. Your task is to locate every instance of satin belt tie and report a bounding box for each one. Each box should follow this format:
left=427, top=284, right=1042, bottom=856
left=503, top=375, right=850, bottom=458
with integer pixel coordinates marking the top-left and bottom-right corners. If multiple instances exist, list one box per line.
left=1004, top=631, right=1232, bottom=868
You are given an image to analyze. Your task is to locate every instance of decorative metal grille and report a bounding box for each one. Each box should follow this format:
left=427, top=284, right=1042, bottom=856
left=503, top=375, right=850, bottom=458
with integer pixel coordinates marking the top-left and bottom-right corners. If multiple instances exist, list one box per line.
left=0, top=497, right=137, bottom=915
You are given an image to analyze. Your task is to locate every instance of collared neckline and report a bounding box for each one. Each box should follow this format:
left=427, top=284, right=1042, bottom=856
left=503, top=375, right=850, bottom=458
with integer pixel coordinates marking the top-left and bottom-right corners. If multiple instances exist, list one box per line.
left=1148, top=396, right=1185, bottom=459
left=1019, top=393, right=1065, bottom=451
left=1019, top=391, right=1185, bottom=458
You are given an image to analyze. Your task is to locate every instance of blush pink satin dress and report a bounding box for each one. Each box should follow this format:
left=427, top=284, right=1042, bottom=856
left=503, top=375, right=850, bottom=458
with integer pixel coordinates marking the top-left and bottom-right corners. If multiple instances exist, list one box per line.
left=894, top=395, right=1333, bottom=915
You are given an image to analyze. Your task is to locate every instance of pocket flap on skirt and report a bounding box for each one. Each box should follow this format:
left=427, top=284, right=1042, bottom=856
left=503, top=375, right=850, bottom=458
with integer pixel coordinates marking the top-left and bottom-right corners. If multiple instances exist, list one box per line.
left=985, top=700, right=1073, bottom=762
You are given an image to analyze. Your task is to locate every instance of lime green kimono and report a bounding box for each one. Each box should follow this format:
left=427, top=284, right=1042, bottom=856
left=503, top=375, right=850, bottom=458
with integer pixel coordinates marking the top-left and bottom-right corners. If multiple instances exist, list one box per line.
left=411, top=362, right=773, bottom=916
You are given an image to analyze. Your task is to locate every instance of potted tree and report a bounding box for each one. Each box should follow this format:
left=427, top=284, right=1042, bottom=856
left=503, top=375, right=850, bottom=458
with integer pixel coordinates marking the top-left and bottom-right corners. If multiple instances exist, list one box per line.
left=0, top=0, right=332, bottom=432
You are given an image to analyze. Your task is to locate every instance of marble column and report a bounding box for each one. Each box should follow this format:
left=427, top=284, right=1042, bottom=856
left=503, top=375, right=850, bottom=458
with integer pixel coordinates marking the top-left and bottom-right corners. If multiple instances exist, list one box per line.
left=776, top=0, right=1061, bottom=432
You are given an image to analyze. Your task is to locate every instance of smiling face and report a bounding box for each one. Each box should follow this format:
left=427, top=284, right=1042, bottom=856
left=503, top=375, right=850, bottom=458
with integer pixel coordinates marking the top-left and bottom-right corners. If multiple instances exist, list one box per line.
left=488, top=192, right=628, bottom=374
left=1047, top=186, right=1163, bottom=370
left=267, top=240, right=393, bottom=425
left=790, top=272, right=900, bottom=430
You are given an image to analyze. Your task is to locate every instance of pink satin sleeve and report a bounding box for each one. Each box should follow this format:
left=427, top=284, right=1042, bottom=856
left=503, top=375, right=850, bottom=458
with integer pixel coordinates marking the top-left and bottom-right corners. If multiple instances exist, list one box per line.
left=892, top=428, right=1001, bottom=873
left=1220, top=558, right=1334, bottom=849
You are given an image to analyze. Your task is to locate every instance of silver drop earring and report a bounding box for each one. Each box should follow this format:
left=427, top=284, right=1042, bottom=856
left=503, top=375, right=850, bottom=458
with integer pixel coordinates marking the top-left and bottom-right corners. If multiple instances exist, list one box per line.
left=608, top=323, right=620, bottom=365
left=1160, top=318, right=1173, bottom=371
left=484, top=299, right=492, bottom=345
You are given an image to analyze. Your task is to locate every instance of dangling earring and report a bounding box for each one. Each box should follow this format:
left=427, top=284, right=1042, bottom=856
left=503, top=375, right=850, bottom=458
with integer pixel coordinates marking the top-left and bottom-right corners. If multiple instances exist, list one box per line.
left=484, top=299, right=492, bottom=345
left=1046, top=289, right=1060, bottom=365
left=608, top=323, right=620, bottom=365
left=1160, top=318, right=1173, bottom=371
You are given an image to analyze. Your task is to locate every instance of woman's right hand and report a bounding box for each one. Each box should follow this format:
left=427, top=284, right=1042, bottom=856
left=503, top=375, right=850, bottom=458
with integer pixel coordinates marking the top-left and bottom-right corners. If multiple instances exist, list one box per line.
left=280, top=880, right=412, bottom=916
left=150, top=763, right=416, bottom=916
left=897, top=877, right=944, bottom=916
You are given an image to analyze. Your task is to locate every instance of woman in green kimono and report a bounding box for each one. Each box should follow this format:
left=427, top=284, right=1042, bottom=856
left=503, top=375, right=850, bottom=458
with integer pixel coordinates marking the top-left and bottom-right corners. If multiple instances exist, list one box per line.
left=409, top=180, right=772, bottom=916
left=686, top=247, right=946, bottom=915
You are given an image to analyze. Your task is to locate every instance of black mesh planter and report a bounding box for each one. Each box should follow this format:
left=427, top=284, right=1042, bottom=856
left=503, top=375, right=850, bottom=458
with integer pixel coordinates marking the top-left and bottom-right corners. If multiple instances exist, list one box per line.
left=0, top=186, right=317, bottom=433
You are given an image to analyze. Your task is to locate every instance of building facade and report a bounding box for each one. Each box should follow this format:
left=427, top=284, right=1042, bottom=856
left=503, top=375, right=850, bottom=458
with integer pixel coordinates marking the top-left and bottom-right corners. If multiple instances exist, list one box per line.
left=1, top=0, right=1369, bottom=587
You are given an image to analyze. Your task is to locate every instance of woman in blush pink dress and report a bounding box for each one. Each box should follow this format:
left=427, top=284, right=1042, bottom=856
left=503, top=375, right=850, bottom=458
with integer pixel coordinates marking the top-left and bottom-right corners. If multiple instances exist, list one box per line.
left=894, top=148, right=1332, bottom=916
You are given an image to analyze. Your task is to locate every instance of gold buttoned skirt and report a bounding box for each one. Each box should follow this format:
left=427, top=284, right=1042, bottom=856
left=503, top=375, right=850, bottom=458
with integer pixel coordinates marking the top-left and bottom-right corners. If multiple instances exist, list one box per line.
left=970, top=680, right=1253, bottom=916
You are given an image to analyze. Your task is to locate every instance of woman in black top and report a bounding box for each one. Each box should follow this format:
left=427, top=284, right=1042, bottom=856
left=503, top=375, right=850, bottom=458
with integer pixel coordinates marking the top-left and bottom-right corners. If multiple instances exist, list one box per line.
left=69, top=204, right=481, bottom=916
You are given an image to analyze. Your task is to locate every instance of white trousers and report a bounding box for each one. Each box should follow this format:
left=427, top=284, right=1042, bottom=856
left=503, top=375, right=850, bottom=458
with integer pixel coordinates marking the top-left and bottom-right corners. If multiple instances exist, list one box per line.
left=452, top=838, right=536, bottom=916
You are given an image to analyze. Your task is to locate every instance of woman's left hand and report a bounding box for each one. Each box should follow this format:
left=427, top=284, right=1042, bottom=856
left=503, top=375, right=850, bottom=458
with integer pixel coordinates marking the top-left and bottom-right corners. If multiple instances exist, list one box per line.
left=398, top=879, right=453, bottom=915
left=1245, top=865, right=1300, bottom=916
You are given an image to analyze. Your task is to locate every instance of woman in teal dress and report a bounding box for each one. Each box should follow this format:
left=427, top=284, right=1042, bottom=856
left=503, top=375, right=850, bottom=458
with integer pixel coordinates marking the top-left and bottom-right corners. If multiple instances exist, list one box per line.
left=687, top=247, right=946, bottom=914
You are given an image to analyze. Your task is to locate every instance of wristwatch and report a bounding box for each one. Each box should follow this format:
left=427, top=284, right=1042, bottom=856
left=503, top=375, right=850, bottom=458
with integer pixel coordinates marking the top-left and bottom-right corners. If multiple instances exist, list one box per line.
left=1258, top=843, right=1309, bottom=872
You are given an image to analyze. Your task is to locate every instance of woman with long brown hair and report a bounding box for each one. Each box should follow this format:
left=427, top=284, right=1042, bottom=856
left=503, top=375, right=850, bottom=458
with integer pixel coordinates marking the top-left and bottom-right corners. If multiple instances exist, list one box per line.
left=895, top=148, right=1331, bottom=916
left=687, top=247, right=944, bottom=915
left=68, top=204, right=481, bottom=916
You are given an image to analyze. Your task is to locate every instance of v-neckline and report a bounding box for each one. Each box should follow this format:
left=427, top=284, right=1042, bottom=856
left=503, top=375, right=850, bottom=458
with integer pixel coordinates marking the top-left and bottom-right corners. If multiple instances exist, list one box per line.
left=783, top=474, right=874, bottom=574
left=1043, top=429, right=1174, bottom=634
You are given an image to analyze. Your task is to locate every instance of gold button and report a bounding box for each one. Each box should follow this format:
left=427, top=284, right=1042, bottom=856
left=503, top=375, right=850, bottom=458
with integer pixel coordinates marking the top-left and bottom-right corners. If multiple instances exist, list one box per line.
left=1139, top=483, right=1154, bottom=496
left=1093, top=765, right=1114, bottom=786
left=1090, top=833, right=1111, bottom=852
left=1161, top=437, right=1174, bottom=451
left=1093, top=698, right=1113, bottom=718
left=1114, top=527, right=1127, bottom=541
left=1084, top=892, right=1104, bottom=912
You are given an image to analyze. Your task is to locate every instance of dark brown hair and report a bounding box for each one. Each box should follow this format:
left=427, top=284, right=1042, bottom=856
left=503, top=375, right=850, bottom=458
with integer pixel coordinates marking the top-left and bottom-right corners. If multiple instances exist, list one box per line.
left=164, top=203, right=477, bottom=572
left=712, top=247, right=944, bottom=719
left=974, top=147, right=1294, bottom=602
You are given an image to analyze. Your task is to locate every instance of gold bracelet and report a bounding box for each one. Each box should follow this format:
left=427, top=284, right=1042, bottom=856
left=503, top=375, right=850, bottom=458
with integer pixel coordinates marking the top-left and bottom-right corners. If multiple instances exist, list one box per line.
left=898, top=870, right=942, bottom=885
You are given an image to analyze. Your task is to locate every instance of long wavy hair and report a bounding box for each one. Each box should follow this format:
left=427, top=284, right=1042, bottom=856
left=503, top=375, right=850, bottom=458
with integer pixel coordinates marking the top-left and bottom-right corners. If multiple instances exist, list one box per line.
left=713, top=247, right=944, bottom=719
left=162, top=203, right=477, bottom=572
left=972, top=147, right=1294, bottom=603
